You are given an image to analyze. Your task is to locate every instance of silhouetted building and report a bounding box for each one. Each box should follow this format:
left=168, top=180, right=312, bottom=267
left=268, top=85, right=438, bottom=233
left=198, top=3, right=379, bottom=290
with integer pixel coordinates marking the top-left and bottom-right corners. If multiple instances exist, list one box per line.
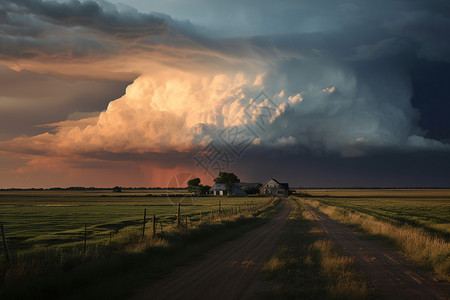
left=260, top=178, right=290, bottom=196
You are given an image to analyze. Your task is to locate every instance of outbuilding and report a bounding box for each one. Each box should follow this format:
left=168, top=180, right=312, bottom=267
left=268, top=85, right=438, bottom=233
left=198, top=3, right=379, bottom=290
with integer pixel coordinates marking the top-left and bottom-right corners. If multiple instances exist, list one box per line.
left=260, top=178, right=290, bottom=196
left=209, top=183, right=247, bottom=196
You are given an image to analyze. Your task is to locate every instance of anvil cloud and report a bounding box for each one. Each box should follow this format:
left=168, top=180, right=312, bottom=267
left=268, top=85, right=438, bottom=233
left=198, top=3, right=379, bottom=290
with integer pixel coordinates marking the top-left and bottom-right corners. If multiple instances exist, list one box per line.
left=0, top=0, right=449, bottom=187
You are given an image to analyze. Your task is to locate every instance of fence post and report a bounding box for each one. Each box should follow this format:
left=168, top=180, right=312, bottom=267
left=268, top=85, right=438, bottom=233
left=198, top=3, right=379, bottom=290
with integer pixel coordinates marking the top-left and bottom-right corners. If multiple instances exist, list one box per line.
left=1, top=224, right=11, bottom=263
left=185, top=216, right=188, bottom=229
left=153, top=214, right=156, bottom=236
left=177, top=202, right=181, bottom=226
left=83, top=224, right=87, bottom=256
left=219, top=200, right=222, bottom=216
left=142, top=208, right=147, bottom=238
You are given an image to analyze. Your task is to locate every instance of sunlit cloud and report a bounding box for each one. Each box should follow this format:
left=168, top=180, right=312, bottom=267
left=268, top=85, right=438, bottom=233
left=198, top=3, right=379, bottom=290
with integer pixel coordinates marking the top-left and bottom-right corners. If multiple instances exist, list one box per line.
left=0, top=0, right=449, bottom=187
left=2, top=66, right=448, bottom=164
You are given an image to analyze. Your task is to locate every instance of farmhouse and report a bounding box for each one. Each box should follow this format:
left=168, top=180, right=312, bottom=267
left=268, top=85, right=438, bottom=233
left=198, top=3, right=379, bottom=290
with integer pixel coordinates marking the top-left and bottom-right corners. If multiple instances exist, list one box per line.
left=260, top=178, right=290, bottom=196
left=209, top=183, right=247, bottom=196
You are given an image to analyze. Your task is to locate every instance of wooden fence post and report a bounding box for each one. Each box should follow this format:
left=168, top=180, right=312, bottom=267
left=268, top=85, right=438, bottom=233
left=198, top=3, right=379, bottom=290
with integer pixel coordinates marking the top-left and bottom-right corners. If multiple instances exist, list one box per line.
left=219, top=200, right=222, bottom=216
left=1, top=224, right=11, bottom=263
left=177, top=202, right=181, bottom=226
left=153, top=214, right=156, bottom=236
left=185, top=216, right=188, bottom=229
left=142, top=208, right=147, bottom=238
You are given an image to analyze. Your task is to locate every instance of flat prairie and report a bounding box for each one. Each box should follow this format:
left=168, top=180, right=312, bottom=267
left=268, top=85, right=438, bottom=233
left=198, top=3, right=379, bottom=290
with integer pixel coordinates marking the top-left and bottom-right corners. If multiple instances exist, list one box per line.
left=0, top=190, right=267, bottom=253
left=304, top=189, right=450, bottom=237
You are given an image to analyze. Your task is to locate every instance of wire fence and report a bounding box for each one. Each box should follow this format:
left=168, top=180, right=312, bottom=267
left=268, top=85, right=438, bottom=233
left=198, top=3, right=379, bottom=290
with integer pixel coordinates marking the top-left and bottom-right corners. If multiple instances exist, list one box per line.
left=1, top=198, right=276, bottom=263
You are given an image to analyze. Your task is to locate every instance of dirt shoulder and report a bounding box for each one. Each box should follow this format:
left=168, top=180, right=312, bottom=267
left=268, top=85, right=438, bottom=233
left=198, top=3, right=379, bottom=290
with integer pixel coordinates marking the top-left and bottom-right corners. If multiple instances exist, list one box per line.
left=129, top=200, right=292, bottom=300
left=306, top=205, right=450, bottom=300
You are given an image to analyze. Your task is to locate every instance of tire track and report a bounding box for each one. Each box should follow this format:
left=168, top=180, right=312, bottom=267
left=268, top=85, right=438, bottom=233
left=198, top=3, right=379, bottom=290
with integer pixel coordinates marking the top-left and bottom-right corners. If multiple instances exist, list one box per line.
left=306, top=204, right=450, bottom=300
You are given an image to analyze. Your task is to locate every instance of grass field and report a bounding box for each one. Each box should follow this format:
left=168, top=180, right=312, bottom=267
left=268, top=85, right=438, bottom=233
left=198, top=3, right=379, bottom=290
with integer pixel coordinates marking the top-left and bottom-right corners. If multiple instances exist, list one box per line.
left=303, top=189, right=450, bottom=238
left=303, top=188, right=450, bottom=198
left=299, top=189, right=450, bottom=281
left=0, top=190, right=268, bottom=254
left=2, top=189, right=449, bottom=298
left=0, top=192, right=278, bottom=299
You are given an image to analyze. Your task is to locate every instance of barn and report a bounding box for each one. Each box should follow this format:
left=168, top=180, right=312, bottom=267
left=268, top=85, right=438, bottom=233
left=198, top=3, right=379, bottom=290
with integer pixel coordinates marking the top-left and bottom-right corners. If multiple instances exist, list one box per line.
left=209, top=183, right=247, bottom=196
left=260, top=178, right=290, bottom=196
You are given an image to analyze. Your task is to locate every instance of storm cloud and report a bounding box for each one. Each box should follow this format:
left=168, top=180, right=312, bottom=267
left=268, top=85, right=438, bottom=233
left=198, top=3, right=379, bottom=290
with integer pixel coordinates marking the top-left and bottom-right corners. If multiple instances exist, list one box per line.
left=0, top=0, right=449, bottom=187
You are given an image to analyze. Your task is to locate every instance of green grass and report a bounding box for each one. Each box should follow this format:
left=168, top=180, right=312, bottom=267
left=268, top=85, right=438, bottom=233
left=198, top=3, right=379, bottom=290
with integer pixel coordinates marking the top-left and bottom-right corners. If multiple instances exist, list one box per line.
left=0, top=196, right=280, bottom=300
left=311, top=194, right=450, bottom=238
left=261, top=197, right=369, bottom=299
left=0, top=190, right=267, bottom=254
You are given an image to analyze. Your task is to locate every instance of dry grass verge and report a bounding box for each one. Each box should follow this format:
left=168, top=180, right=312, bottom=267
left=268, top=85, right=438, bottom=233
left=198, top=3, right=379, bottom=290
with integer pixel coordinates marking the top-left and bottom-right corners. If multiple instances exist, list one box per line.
left=261, top=197, right=369, bottom=299
left=306, top=199, right=450, bottom=282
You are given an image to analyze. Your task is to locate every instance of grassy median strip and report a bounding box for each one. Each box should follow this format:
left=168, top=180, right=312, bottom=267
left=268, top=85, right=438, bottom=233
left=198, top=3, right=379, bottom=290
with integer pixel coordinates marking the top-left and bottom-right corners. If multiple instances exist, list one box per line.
left=306, top=198, right=450, bottom=282
left=261, top=197, right=369, bottom=299
left=0, top=198, right=281, bottom=300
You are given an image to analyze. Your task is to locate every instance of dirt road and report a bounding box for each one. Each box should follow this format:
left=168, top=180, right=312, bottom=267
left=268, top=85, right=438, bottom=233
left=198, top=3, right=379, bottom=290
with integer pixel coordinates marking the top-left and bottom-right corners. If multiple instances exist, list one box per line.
left=307, top=205, right=450, bottom=300
left=129, top=200, right=291, bottom=300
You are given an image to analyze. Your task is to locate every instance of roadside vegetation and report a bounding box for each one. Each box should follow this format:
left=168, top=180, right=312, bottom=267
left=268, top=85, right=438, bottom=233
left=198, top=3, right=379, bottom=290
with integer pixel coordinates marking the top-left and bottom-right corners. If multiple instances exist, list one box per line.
left=311, top=192, right=450, bottom=238
left=0, top=195, right=280, bottom=300
left=262, top=197, right=369, bottom=299
left=303, top=197, right=450, bottom=282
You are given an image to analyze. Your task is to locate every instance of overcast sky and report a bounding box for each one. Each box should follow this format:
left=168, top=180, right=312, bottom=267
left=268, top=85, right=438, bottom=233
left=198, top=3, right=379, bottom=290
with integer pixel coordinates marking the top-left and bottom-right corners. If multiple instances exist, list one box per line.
left=0, top=0, right=449, bottom=188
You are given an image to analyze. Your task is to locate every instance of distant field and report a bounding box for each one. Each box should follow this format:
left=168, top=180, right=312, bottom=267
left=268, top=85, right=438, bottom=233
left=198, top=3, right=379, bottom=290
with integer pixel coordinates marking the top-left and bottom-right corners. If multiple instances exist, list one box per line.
left=0, top=190, right=268, bottom=254
left=303, top=188, right=450, bottom=198
left=301, top=189, right=450, bottom=238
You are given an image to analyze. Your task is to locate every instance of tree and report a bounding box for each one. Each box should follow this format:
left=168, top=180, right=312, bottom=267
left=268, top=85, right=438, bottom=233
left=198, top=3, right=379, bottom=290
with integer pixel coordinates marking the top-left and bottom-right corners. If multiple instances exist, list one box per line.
left=187, top=177, right=201, bottom=195
left=247, top=183, right=262, bottom=195
left=200, top=185, right=211, bottom=195
left=186, top=178, right=211, bottom=196
left=187, top=178, right=201, bottom=187
left=112, top=186, right=122, bottom=193
left=214, top=172, right=240, bottom=195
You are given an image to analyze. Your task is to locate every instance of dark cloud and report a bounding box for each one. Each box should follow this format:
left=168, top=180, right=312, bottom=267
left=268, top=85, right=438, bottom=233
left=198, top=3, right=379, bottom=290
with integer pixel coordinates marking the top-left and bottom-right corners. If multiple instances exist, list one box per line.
left=0, top=0, right=203, bottom=63
left=10, top=0, right=167, bottom=37
left=410, top=60, right=450, bottom=141
left=1, top=0, right=449, bottom=187
left=0, top=66, right=130, bottom=139
left=235, top=150, right=450, bottom=188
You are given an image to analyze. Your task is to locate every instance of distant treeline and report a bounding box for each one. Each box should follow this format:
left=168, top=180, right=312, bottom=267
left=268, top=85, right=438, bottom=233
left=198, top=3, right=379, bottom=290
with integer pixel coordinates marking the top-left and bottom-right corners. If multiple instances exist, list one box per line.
left=0, top=187, right=186, bottom=191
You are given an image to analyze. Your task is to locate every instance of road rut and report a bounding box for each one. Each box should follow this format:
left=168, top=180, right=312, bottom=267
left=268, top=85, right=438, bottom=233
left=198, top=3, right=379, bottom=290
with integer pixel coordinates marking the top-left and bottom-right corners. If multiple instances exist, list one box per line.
left=307, top=205, right=450, bottom=300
